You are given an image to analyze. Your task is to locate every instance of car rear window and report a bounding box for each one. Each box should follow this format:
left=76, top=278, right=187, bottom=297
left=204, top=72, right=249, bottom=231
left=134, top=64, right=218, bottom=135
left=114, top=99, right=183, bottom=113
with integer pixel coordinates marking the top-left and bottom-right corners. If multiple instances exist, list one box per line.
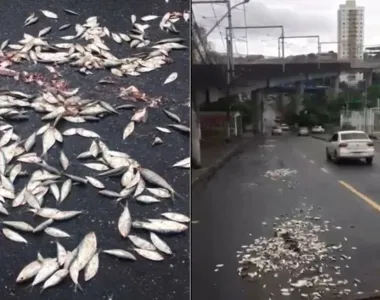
left=340, top=133, right=368, bottom=140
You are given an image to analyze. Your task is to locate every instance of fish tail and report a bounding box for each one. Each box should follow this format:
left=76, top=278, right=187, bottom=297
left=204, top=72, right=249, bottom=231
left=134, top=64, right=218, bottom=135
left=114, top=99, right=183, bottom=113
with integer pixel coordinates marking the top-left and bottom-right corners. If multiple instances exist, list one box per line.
left=112, top=198, right=121, bottom=207
left=26, top=283, right=34, bottom=293
left=77, top=282, right=84, bottom=292
left=174, top=191, right=186, bottom=201
left=39, top=151, right=47, bottom=160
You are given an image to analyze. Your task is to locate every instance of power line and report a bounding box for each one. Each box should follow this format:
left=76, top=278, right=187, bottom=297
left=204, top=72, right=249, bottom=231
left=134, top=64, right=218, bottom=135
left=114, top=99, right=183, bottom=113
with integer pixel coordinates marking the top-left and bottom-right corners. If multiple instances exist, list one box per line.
left=210, top=3, right=226, bottom=51
left=243, top=2, right=248, bottom=55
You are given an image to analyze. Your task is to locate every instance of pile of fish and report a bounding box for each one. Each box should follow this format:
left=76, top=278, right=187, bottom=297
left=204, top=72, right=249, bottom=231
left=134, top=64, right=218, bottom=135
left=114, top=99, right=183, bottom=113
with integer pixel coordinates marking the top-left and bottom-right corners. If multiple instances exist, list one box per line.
left=0, top=7, right=190, bottom=295
left=264, top=168, right=297, bottom=180
left=0, top=9, right=189, bottom=80
left=236, top=206, right=362, bottom=298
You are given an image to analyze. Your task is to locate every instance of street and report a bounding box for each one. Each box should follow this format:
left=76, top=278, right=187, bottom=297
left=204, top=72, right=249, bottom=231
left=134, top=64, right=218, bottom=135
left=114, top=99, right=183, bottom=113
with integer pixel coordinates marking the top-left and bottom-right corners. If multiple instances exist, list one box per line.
left=192, top=134, right=380, bottom=300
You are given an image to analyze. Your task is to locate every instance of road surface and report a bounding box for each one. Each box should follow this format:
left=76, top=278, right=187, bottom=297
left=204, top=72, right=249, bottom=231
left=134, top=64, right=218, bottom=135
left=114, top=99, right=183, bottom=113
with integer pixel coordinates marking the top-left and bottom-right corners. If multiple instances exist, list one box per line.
left=0, top=1, right=189, bottom=300
left=192, top=134, right=380, bottom=300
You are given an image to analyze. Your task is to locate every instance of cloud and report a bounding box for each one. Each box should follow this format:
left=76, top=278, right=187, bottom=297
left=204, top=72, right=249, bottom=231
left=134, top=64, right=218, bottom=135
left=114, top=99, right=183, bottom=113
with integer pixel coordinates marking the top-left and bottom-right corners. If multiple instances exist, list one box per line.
left=192, top=0, right=380, bottom=57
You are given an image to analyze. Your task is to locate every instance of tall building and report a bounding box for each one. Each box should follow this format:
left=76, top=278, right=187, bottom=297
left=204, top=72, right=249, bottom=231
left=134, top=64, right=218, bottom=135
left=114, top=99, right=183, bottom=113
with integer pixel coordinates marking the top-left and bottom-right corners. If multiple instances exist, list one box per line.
left=337, top=0, right=364, bottom=84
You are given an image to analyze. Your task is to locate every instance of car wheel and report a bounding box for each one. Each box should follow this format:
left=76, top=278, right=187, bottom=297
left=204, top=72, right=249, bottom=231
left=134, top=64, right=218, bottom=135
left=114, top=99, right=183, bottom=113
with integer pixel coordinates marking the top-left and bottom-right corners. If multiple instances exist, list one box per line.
left=366, top=157, right=373, bottom=165
left=326, top=148, right=331, bottom=161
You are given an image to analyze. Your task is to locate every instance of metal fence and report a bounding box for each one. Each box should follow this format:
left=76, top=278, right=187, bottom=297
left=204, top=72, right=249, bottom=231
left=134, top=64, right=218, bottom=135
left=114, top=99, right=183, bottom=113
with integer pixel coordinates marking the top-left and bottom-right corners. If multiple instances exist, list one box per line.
left=340, top=108, right=380, bottom=135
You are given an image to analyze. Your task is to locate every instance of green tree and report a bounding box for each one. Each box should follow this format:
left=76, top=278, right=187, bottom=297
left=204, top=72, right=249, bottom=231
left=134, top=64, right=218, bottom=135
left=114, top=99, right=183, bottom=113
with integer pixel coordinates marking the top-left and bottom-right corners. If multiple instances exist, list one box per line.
left=367, top=84, right=380, bottom=107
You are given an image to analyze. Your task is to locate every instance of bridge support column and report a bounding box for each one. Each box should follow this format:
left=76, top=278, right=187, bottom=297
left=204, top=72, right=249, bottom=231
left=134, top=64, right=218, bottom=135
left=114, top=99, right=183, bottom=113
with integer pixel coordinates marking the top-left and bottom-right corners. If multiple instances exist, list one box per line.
left=293, top=81, right=304, bottom=114
left=251, top=90, right=262, bottom=134
left=276, top=93, right=285, bottom=114
left=365, top=72, right=373, bottom=87
left=191, top=91, right=203, bottom=169
left=331, top=76, right=339, bottom=100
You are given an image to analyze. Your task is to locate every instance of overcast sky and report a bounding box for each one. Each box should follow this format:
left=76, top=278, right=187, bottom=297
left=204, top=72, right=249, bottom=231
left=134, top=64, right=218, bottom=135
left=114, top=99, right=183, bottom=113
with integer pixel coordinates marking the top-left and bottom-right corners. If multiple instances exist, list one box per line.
left=192, top=0, right=380, bottom=57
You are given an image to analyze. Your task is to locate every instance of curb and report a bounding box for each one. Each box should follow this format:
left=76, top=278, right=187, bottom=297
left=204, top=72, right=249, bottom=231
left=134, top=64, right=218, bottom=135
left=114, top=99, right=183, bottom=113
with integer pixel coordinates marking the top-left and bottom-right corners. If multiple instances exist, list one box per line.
left=311, top=135, right=329, bottom=141
left=191, top=138, right=250, bottom=186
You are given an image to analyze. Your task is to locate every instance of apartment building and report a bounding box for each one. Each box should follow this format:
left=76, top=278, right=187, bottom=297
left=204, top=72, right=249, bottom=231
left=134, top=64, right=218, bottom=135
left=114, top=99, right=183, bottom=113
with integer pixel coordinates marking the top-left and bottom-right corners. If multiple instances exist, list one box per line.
left=337, top=0, right=364, bottom=84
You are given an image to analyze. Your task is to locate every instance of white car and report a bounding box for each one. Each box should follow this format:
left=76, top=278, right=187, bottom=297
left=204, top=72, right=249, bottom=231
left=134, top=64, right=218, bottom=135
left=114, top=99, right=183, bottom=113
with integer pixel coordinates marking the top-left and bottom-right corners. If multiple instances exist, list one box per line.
left=298, top=127, right=309, bottom=136
left=272, top=126, right=282, bottom=135
left=325, top=130, right=374, bottom=165
left=311, top=126, right=325, bottom=133
left=281, top=123, right=290, bottom=131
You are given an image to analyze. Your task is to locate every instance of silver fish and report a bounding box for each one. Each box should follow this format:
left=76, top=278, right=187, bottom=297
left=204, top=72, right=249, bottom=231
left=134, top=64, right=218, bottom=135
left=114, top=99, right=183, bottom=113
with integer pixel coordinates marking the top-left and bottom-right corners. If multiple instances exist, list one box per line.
left=3, top=228, right=28, bottom=243
left=16, top=260, right=42, bottom=283
left=44, top=227, right=71, bottom=238
left=59, top=23, right=71, bottom=31
left=102, top=249, right=136, bottom=260
left=150, top=232, right=173, bottom=255
left=56, top=241, right=67, bottom=266
left=59, top=151, right=69, bottom=170
left=132, top=219, right=188, bottom=234
left=161, top=212, right=190, bottom=223
left=85, top=176, right=105, bottom=189
left=84, top=251, right=99, bottom=281
left=32, top=258, right=59, bottom=286
left=118, top=204, right=132, bottom=238
left=42, top=269, right=69, bottom=290
left=3, top=221, right=34, bottom=232
left=33, top=218, right=54, bottom=233
left=134, top=248, right=164, bottom=261
left=168, top=124, right=190, bottom=133
left=135, top=195, right=160, bottom=204
left=128, top=235, right=156, bottom=251
left=163, top=109, right=181, bottom=123
left=60, top=179, right=72, bottom=203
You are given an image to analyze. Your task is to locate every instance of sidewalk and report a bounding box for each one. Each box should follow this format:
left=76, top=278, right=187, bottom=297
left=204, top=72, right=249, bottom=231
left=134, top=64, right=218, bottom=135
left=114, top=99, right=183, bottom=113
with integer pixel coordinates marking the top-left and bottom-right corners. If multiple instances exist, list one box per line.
left=192, top=133, right=254, bottom=185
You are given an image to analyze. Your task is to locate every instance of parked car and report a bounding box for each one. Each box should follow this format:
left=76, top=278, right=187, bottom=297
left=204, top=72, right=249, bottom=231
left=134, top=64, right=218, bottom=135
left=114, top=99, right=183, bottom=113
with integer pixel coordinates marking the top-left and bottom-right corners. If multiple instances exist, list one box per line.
left=280, top=123, right=290, bottom=131
left=311, top=125, right=325, bottom=133
left=272, top=126, right=282, bottom=136
left=325, top=130, right=374, bottom=165
left=298, top=127, right=309, bottom=136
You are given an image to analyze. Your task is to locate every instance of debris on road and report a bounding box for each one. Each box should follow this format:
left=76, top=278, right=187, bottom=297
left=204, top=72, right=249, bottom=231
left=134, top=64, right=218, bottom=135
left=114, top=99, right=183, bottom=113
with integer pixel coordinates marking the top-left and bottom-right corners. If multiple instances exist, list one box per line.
left=264, top=168, right=297, bottom=180
left=0, top=6, right=190, bottom=295
left=237, top=205, right=361, bottom=298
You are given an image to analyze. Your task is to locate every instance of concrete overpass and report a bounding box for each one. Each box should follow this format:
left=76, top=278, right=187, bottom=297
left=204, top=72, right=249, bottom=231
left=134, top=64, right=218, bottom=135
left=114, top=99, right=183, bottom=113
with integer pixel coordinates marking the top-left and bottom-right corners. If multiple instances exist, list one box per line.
left=191, top=57, right=380, bottom=168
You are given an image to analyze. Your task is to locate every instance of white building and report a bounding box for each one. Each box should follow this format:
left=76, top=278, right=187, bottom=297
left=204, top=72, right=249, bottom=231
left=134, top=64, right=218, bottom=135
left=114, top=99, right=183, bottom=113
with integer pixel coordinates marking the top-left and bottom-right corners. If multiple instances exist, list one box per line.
left=337, top=0, right=365, bottom=85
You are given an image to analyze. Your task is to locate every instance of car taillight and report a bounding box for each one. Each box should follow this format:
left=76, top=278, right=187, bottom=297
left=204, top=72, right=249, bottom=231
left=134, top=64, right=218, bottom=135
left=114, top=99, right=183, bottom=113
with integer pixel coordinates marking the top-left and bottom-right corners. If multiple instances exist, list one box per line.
left=339, top=143, right=348, bottom=147
left=368, top=142, right=374, bottom=147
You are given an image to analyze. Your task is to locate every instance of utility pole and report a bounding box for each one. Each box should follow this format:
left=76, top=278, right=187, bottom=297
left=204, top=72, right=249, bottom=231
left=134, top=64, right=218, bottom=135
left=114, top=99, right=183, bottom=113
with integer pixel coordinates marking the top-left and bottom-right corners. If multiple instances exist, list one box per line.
left=225, top=0, right=233, bottom=142
left=364, top=81, right=368, bottom=133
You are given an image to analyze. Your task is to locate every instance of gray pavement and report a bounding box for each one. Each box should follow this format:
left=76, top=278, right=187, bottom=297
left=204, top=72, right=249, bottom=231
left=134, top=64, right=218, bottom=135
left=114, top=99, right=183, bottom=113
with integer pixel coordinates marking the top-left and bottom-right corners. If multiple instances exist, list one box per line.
left=192, top=133, right=257, bottom=185
left=0, top=1, right=189, bottom=300
left=192, top=135, right=380, bottom=300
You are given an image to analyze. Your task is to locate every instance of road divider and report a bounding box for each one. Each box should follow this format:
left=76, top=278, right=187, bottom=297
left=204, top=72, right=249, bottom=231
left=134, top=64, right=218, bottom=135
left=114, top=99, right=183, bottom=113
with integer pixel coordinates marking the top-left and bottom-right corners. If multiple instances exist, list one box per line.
left=339, top=180, right=380, bottom=212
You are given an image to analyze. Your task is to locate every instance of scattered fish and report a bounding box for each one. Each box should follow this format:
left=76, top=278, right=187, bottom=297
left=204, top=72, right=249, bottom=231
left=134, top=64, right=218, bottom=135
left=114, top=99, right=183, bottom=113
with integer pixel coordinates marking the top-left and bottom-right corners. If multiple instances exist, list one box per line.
left=0, top=7, right=189, bottom=295
left=163, top=72, right=178, bottom=85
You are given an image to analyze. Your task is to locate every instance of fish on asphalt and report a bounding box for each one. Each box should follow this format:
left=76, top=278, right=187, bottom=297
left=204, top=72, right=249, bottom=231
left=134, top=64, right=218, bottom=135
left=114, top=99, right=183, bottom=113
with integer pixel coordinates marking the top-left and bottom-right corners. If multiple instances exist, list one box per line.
left=118, top=204, right=132, bottom=238
left=0, top=9, right=189, bottom=294
left=3, top=228, right=28, bottom=243
left=16, top=259, right=42, bottom=283
left=102, top=249, right=136, bottom=260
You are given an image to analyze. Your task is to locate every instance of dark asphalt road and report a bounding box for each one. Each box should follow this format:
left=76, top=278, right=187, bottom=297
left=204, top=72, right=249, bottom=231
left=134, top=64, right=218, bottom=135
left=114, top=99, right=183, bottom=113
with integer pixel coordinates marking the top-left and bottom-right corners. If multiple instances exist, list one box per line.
left=192, top=135, right=380, bottom=300
left=0, top=1, right=189, bottom=300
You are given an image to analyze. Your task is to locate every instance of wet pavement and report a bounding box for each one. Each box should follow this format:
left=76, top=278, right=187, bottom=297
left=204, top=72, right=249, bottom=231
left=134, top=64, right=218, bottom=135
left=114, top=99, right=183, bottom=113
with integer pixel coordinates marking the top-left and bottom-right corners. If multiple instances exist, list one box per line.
left=0, top=1, right=189, bottom=300
left=192, top=135, right=380, bottom=300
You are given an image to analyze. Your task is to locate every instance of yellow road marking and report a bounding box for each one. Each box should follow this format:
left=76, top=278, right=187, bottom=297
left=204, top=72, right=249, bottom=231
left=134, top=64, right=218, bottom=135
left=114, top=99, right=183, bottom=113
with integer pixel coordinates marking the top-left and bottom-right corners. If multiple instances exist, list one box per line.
left=339, top=180, right=380, bottom=212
